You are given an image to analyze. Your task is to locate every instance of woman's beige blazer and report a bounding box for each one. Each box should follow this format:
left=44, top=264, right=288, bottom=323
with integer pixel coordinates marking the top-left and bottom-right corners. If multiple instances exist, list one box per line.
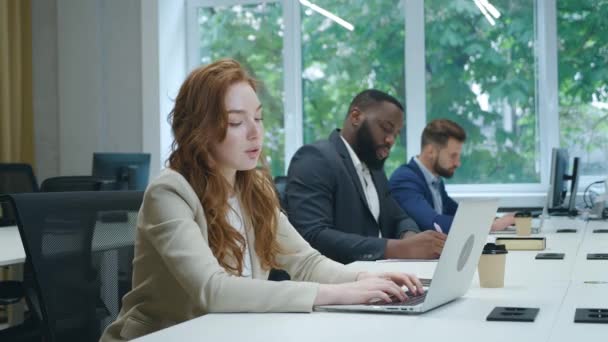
left=100, top=169, right=358, bottom=341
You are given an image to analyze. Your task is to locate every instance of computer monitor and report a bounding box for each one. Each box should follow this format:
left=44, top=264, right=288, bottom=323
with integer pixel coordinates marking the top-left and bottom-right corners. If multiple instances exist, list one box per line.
left=92, top=153, right=150, bottom=191
left=567, top=157, right=580, bottom=213
left=547, top=148, right=580, bottom=216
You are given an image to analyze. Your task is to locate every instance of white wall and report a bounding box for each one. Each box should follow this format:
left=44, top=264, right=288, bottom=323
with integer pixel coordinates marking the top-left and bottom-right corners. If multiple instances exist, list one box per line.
left=32, top=0, right=59, bottom=182
left=32, top=0, right=145, bottom=180
left=32, top=0, right=185, bottom=182
left=142, top=0, right=187, bottom=175
left=101, top=1, right=143, bottom=157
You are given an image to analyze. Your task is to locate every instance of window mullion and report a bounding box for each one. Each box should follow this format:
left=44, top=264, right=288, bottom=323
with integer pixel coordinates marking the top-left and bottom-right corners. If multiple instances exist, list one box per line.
left=404, top=0, right=426, bottom=160
left=282, top=0, right=303, bottom=175
left=536, top=0, right=559, bottom=189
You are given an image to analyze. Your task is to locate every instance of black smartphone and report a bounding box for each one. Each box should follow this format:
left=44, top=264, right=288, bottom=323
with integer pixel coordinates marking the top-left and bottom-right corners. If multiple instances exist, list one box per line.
left=535, top=253, right=565, bottom=260
left=574, top=308, right=608, bottom=324
left=587, top=253, right=608, bottom=260
left=556, top=228, right=577, bottom=233
left=486, top=307, right=539, bottom=322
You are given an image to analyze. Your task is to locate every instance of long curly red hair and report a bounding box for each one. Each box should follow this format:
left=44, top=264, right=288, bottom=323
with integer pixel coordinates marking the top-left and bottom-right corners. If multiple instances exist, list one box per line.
left=167, top=59, right=281, bottom=275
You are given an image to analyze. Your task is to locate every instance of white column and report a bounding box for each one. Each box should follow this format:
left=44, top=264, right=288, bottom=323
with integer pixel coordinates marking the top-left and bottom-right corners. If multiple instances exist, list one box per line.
left=282, top=0, right=303, bottom=174
left=141, top=0, right=162, bottom=177
left=404, top=0, right=426, bottom=159
left=537, top=0, right=559, bottom=187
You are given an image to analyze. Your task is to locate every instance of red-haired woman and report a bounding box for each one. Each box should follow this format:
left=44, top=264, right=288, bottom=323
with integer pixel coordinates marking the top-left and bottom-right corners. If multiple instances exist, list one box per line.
left=100, top=59, right=423, bottom=341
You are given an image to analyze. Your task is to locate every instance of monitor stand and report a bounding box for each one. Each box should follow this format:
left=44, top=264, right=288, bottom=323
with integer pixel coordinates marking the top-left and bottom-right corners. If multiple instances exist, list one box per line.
left=547, top=207, right=577, bottom=217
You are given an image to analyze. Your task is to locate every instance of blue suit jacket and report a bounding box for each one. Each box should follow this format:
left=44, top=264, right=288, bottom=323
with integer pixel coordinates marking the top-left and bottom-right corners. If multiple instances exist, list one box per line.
left=389, top=158, right=458, bottom=233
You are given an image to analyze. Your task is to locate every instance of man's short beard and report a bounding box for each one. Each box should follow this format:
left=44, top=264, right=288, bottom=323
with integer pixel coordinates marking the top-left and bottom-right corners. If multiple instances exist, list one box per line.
left=433, top=156, right=454, bottom=178
left=353, top=120, right=388, bottom=171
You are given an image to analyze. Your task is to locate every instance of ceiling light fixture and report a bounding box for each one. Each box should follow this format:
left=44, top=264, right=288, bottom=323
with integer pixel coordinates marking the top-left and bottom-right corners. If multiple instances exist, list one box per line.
left=473, top=0, right=501, bottom=26
left=299, top=0, right=354, bottom=31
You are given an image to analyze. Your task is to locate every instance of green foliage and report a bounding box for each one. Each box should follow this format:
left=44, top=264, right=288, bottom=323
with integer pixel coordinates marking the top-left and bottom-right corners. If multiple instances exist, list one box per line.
left=198, top=4, right=285, bottom=176
left=196, top=0, right=608, bottom=181
left=426, top=0, right=538, bottom=184
left=301, top=0, right=407, bottom=176
left=557, top=0, right=608, bottom=175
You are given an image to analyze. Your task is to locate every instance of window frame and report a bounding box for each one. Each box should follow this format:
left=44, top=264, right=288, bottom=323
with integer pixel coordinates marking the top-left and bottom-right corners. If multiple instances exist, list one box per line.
left=185, top=0, right=598, bottom=196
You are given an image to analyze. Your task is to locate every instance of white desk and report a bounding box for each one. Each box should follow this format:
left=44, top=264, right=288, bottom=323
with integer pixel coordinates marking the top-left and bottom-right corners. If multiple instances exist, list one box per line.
left=0, top=226, right=25, bottom=266
left=0, top=226, right=26, bottom=325
left=133, top=278, right=570, bottom=342
left=0, top=215, right=137, bottom=267
left=0, top=216, right=138, bottom=323
left=570, top=219, right=608, bottom=282
left=134, top=217, right=608, bottom=342
left=481, top=218, right=585, bottom=285
left=549, top=282, right=608, bottom=342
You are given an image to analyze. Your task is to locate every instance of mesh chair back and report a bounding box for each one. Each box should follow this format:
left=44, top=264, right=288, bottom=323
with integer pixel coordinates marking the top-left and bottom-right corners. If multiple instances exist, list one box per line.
left=273, top=176, right=288, bottom=209
left=2, top=191, right=143, bottom=342
left=0, top=163, right=38, bottom=226
left=40, top=176, right=104, bottom=192
left=0, top=163, right=39, bottom=194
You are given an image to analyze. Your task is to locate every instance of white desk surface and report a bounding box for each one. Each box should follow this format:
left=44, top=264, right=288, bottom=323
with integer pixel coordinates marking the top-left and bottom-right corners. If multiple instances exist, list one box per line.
left=0, top=226, right=25, bottom=266
left=549, top=282, right=608, bottom=342
left=4, top=216, right=607, bottom=341
left=134, top=279, right=569, bottom=342
left=134, top=217, right=608, bottom=342
left=0, top=215, right=137, bottom=266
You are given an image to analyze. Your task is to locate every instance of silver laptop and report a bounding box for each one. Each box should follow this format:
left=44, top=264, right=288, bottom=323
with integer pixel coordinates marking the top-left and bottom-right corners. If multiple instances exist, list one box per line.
left=314, top=198, right=499, bottom=314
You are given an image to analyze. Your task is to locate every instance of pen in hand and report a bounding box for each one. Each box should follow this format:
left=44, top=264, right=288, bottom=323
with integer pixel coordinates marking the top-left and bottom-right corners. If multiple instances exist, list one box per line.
left=433, top=223, right=444, bottom=234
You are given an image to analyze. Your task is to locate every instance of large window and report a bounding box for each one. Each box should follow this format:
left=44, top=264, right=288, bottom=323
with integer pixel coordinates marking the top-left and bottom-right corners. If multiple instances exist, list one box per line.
left=301, top=0, right=406, bottom=175
left=425, top=0, right=538, bottom=184
left=558, top=0, right=608, bottom=179
left=192, top=2, right=285, bottom=175
left=186, top=0, right=604, bottom=193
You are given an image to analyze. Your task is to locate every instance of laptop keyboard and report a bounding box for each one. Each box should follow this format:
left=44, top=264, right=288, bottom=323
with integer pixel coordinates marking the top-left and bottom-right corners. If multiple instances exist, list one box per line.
left=386, top=292, right=427, bottom=306
left=368, top=291, right=427, bottom=306
left=367, top=279, right=430, bottom=306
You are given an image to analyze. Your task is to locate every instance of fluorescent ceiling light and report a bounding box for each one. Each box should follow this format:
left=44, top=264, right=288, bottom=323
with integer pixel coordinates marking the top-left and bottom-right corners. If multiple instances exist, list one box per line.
left=479, top=0, right=501, bottom=19
left=299, top=0, right=354, bottom=31
left=473, top=0, right=501, bottom=26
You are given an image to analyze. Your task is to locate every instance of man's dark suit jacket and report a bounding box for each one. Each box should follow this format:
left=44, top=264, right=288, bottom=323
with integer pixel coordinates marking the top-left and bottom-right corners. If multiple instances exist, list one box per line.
left=285, top=129, right=419, bottom=264
left=389, top=158, right=458, bottom=233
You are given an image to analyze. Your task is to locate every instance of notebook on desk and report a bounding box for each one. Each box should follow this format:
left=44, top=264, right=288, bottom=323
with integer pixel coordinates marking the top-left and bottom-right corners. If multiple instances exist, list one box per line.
left=495, top=237, right=546, bottom=250
left=314, top=199, right=499, bottom=314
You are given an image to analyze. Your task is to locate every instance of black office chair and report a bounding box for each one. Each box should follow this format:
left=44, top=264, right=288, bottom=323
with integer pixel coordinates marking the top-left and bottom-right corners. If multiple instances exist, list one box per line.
left=0, top=163, right=39, bottom=194
left=0, top=163, right=38, bottom=226
left=0, top=191, right=143, bottom=342
left=40, top=176, right=105, bottom=192
left=0, top=163, right=38, bottom=331
left=273, top=176, right=288, bottom=210
left=2, top=176, right=106, bottom=320
left=268, top=176, right=291, bottom=282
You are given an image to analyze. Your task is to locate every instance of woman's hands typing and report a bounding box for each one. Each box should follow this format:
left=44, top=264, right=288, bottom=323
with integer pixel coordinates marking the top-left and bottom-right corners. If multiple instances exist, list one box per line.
left=313, top=272, right=424, bottom=306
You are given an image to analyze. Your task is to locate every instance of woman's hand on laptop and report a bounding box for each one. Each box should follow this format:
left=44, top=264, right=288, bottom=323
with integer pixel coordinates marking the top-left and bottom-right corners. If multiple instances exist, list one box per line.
left=313, top=272, right=423, bottom=306
left=358, top=272, right=425, bottom=296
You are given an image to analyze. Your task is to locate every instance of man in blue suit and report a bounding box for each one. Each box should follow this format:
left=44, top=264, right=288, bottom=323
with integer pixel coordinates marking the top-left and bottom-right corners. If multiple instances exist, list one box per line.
left=389, top=119, right=514, bottom=233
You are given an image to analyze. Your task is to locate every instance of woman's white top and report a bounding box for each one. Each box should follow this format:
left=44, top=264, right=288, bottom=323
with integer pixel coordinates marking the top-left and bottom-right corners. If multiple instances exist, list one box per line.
left=227, top=196, right=252, bottom=278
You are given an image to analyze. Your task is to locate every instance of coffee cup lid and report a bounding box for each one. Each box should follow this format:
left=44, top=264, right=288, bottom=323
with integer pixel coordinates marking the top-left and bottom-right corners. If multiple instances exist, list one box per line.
left=482, top=243, right=508, bottom=254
